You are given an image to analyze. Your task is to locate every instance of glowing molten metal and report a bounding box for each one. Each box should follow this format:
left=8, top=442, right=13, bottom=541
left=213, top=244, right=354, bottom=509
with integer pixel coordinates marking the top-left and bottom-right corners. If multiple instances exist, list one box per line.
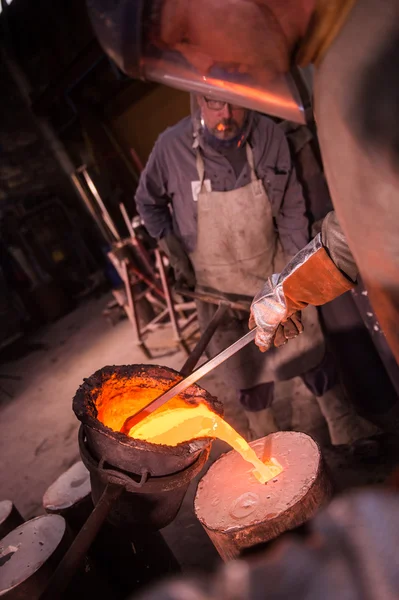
left=95, top=374, right=282, bottom=484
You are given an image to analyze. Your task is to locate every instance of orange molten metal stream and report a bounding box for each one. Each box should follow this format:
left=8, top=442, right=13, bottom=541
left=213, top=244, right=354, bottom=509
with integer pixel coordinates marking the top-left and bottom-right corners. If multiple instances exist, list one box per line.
left=95, top=375, right=282, bottom=484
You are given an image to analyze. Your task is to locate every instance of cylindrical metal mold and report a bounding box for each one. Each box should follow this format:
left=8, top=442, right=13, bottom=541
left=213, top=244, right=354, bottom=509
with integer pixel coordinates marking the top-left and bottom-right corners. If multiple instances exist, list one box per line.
left=0, top=501, right=24, bottom=540
left=42, top=461, right=93, bottom=533
left=195, top=432, right=332, bottom=561
left=0, top=515, right=70, bottom=599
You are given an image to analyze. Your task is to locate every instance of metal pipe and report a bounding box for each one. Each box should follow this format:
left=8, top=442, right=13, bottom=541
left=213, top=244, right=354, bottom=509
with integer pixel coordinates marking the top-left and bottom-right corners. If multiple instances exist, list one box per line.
left=156, top=250, right=190, bottom=355
left=180, top=303, right=229, bottom=377
left=71, top=173, right=112, bottom=244
left=40, top=483, right=123, bottom=600
left=119, top=202, right=137, bottom=239
left=174, top=287, right=250, bottom=312
left=129, top=263, right=165, bottom=300
left=141, top=308, right=169, bottom=333
left=81, top=168, right=121, bottom=241
left=130, top=147, right=144, bottom=174
left=119, top=203, right=157, bottom=278
left=122, top=328, right=257, bottom=432
left=121, top=260, right=151, bottom=358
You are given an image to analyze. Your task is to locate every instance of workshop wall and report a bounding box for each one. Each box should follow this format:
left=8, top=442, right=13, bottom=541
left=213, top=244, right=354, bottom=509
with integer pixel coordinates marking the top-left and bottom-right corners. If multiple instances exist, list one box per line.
left=111, top=87, right=190, bottom=167
left=0, top=58, right=63, bottom=202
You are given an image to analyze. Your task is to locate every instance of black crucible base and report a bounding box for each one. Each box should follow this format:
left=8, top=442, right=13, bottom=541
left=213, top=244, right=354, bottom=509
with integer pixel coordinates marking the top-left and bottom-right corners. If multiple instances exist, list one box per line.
left=79, top=425, right=210, bottom=532
left=90, top=521, right=180, bottom=599
left=42, top=430, right=187, bottom=600
left=79, top=426, right=185, bottom=598
left=76, top=426, right=213, bottom=598
left=69, top=364, right=218, bottom=598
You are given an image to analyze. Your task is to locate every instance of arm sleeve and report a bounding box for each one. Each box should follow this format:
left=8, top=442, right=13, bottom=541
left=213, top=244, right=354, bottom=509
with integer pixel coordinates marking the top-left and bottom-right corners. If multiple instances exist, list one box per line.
left=135, top=139, right=173, bottom=240
left=274, top=133, right=309, bottom=257
left=321, top=211, right=358, bottom=282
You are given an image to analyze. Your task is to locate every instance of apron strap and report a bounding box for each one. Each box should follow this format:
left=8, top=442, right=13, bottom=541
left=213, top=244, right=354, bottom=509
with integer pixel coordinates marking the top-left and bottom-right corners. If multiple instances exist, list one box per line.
left=246, top=144, right=258, bottom=183
left=195, top=150, right=206, bottom=191
left=196, top=144, right=259, bottom=188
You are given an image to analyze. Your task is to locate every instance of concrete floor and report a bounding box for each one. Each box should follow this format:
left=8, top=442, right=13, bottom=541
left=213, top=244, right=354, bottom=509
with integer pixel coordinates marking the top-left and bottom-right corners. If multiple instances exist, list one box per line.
left=0, top=293, right=398, bottom=575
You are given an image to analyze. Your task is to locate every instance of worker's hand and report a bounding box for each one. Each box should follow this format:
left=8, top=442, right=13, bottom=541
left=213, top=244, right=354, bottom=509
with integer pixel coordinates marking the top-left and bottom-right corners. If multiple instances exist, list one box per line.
left=250, top=230, right=357, bottom=352
left=248, top=274, right=288, bottom=352
left=159, top=233, right=196, bottom=290
left=249, top=298, right=303, bottom=351
left=174, top=265, right=196, bottom=290
left=274, top=312, right=303, bottom=347
left=248, top=274, right=303, bottom=352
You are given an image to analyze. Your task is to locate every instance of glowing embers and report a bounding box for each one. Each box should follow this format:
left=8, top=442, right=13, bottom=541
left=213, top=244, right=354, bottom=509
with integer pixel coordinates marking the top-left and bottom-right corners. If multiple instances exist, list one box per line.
left=94, top=373, right=282, bottom=484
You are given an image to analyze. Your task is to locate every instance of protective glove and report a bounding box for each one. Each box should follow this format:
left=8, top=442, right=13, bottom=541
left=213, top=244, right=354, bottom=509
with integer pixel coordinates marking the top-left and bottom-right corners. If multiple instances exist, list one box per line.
left=158, top=233, right=196, bottom=289
left=273, top=311, right=304, bottom=348
left=249, top=233, right=354, bottom=352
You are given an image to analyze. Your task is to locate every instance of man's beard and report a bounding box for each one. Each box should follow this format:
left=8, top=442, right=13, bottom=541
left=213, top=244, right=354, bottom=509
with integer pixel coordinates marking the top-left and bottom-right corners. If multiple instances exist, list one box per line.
left=210, top=118, right=241, bottom=140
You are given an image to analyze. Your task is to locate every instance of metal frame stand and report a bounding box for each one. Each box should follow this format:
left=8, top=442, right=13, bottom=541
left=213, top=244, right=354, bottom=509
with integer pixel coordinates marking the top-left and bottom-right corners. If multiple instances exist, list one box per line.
left=107, top=242, right=197, bottom=358
left=72, top=168, right=199, bottom=359
left=155, top=249, right=197, bottom=355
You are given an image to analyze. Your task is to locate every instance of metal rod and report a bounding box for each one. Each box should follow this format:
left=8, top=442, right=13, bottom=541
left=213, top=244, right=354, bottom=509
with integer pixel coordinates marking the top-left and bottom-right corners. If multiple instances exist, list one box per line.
left=121, top=327, right=257, bottom=433
left=175, top=287, right=250, bottom=312
left=119, top=202, right=158, bottom=279
left=174, top=302, right=197, bottom=311
left=119, top=202, right=136, bottom=239
left=179, top=311, right=199, bottom=332
left=156, top=249, right=188, bottom=353
left=71, top=173, right=113, bottom=244
left=122, top=260, right=151, bottom=357
left=40, top=483, right=123, bottom=600
left=129, top=264, right=165, bottom=300
left=130, top=147, right=144, bottom=174
left=180, top=303, right=229, bottom=377
left=134, top=238, right=159, bottom=281
left=81, top=168, right=121, bottom=241
left=141, top=309, right=169, bottom=333
left=145, top=291, right=166, bottom=311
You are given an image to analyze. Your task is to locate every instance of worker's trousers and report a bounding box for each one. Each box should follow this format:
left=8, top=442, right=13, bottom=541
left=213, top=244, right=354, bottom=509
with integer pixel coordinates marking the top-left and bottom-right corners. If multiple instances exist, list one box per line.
left=239, top=351, right=338, bottom=411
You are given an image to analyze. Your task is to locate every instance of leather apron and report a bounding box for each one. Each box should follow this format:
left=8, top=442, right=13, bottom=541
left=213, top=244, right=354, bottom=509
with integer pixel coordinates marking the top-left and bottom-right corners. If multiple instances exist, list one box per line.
left=189, top=144, right=325, bottom=389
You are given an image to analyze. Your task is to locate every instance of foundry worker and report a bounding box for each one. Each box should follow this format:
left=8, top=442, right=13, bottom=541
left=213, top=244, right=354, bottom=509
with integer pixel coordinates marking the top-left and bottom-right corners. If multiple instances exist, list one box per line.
left=88, top=0, right=399, bottom=433
left=134, top=97, right=375, bottom=444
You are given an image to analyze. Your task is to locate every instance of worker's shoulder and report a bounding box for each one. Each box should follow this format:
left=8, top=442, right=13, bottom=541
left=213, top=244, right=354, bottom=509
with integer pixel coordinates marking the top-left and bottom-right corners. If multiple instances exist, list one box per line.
left=253, top=113, right=284, bottom=141
left=155, top=116, right=193, bottom=152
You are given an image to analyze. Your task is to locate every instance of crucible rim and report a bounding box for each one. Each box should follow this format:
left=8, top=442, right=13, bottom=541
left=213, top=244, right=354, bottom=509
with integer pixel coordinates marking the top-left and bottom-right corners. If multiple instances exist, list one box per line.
left=73, top=363, right=223, bottom=456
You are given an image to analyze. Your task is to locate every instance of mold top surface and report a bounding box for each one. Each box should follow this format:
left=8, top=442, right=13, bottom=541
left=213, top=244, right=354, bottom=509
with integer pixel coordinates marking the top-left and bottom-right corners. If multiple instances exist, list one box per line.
left=0, top=515, right=66, bottom=594
left=195, top=432, right=320, bottom=531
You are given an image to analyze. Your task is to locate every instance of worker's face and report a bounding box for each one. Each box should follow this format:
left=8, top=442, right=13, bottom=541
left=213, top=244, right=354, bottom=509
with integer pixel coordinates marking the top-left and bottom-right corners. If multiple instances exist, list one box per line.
left=198, top=96, right=247, bottom=141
